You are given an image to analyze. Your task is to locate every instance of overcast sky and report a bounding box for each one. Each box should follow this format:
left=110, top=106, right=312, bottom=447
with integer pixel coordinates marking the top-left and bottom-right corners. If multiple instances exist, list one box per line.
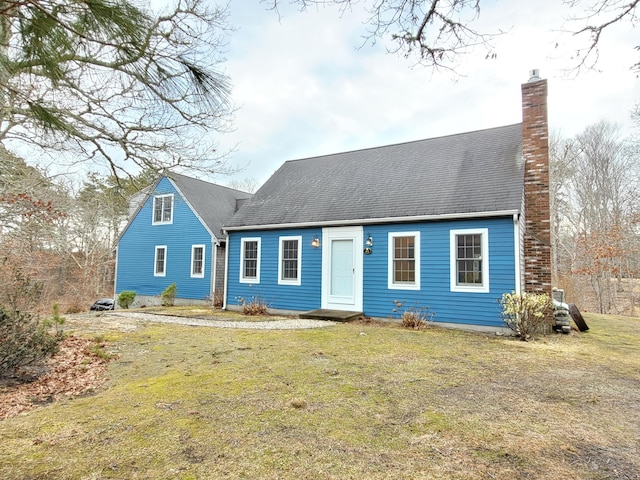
left=215, top=1, right=639, bottom=188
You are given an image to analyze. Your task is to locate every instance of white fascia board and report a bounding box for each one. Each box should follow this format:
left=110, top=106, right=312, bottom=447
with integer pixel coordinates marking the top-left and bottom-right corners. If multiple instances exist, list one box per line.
left=223, top=209, right=521, bottom=232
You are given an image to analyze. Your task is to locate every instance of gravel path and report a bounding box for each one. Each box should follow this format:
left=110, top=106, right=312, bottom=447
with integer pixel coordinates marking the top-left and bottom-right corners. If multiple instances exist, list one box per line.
left=107, top=311, right=336, bottom=330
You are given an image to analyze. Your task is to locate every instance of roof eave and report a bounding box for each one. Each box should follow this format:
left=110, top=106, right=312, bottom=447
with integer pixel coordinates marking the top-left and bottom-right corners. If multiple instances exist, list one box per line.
left=169, top=177, right=219, bottom=244
left=223, top=209, right=521, bottom=232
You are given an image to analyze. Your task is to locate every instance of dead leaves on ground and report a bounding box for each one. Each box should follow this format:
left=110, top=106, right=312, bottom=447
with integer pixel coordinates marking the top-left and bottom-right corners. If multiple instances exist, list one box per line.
left=0, top=336, right=115, bottom=420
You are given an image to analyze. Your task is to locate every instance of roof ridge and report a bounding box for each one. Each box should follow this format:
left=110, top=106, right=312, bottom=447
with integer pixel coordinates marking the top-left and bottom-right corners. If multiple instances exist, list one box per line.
left=168, top=171, right=251, bottom=196
left=225, top=122, right=524, bottom=228
left=282, top=123, right=523, bottom=165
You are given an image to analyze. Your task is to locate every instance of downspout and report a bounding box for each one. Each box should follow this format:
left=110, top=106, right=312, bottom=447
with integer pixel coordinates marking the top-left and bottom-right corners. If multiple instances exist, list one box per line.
left=222, top=229, right=229, bottom=310
left=211, top=237, right=218, bottom=302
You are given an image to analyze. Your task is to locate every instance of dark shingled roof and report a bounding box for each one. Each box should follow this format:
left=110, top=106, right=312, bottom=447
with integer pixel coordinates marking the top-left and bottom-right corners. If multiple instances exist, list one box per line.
left=166, top=172, right=251, bottom=239
left=225, top=124, right=524, bottom=229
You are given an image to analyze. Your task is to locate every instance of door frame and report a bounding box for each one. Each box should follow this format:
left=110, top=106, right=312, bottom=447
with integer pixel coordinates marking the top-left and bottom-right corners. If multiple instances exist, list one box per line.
left=321, top=226, right=363, bottom=311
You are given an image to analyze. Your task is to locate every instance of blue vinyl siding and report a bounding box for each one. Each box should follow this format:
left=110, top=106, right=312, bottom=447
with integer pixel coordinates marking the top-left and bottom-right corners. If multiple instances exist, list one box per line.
left=227, top=217, right=515, bottom=327
left=363, top=217, right=515, bottom=327
left=227, top=229, right=321, bottom=311
left=116, top=177, right=213, bottom=300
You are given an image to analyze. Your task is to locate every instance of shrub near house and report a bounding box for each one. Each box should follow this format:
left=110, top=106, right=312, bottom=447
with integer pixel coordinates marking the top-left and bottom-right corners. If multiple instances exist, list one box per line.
left=161, top=283, right=177, bottom=307
left=117, top=291, right=136, bottom=309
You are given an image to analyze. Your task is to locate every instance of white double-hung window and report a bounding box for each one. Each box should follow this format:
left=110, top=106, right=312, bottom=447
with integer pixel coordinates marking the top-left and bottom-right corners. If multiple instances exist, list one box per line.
left=240, top=238, right=261, bottom=283
left=152, top=194, right=173, bottom=224
left=450, top=228, right=489, bottom=293
left=278, top=236, right=302, bottom=285
left=191, top=245, right=205, bottom=278
left=388, top=232, right=420, bottom=290
left=154, top=246, right=167, bottom=276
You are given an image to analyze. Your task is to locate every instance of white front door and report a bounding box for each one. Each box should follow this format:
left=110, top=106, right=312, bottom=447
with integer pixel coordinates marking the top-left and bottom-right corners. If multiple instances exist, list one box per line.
left=322, top=226, right=363, bottom=311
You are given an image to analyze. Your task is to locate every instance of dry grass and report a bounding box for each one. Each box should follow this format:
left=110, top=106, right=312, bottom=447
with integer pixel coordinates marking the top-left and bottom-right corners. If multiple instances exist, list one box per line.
left=0, top=312, right=638, bottom=479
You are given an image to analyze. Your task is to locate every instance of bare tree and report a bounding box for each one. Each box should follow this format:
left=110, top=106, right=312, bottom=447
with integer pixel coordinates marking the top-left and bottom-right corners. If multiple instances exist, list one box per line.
left=0, top=146, right=65, bottom=241
left=227, top=177, right=260, bottom=194
left=2, top=147, right=147, bottom=310
left=267, top=0, right=640, bottom=71
left=1, top=0, right=233, bottom=178
left=569, top=121, right=638, bottom=313
left=549, top=131, right=580, bottom=288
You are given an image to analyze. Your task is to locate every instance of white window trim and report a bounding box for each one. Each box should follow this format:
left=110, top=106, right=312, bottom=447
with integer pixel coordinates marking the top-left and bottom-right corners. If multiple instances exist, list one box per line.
left=278, top=236, right=302, bottom=286
left=450, top=228, right=489, bottom=293
left=240, top=237, right=261, bottom=284
left=388, top=231, right=421, bottom=290
left=154, top=245, right=167, bottom=277
left=152, top=194, right=174, bottom=225
left=191, top=244, right=205, bottom=278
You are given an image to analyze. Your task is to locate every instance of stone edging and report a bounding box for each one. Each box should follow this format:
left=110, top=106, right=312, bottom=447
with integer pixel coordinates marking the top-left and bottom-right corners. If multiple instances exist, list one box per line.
left=108, top=311, right=336, bottom=330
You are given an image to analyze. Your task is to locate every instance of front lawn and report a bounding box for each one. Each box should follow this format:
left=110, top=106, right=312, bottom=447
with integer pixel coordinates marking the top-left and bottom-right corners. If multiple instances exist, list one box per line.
left=0, top=313, right=638, bottom=479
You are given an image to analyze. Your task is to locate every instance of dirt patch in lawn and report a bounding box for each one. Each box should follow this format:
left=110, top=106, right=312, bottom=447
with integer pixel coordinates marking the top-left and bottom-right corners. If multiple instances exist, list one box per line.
left=0, top=335, right=113, bottom=419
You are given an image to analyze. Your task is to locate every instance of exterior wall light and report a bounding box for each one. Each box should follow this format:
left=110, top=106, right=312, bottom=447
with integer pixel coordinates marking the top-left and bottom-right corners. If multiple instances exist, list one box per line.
left=364, top=233, right=373, bottom=255
left=311, top=235, right=321, bottom=248
left=365, top=234, right=373, bottom=247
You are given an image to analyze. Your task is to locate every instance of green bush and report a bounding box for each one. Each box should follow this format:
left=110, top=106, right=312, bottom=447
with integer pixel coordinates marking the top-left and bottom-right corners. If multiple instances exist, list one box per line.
left=500, top=292, right=552, bottom=340
left=117, top=291, right=136, bottom=309
left=46, top=303, right=66, bottom=328
left=161, top=283, right=177, bottom=307
left=0, top=305, right=63, bottom=376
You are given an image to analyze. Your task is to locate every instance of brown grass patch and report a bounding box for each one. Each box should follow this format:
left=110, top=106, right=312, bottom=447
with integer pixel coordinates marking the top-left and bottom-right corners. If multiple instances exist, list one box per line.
left=0, top=313, right=638, bottom=479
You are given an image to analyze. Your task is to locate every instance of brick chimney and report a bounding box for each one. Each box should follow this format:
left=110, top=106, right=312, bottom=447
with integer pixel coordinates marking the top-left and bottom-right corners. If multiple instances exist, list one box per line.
left=521, top=70, right=552, bottom=297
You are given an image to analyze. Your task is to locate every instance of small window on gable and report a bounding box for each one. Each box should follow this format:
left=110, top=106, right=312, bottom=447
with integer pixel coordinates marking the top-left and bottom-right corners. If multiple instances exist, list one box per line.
left=191, top=245, right=205, bottom=278
left=278, top=236, right=302, bottom=285
left=388, top=232, right=420, bottom=290
left=240, top=238, right=261, bottom=284
left=154, top=246, right=167, bottom=277
left=450, top=228, right=489, bottom=293
left=153, top=194, right=173, bottom=224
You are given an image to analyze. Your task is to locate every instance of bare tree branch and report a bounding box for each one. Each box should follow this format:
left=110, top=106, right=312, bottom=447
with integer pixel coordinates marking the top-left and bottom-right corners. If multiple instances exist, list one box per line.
left=565, top=0, right=640, bottom=71
left=265, top=0, right=640, bottom=72
left=262, top=0, right=496, bottom=71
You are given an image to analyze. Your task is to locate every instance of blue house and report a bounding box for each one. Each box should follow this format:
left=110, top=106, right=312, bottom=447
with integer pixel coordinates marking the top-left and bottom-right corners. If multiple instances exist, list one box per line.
left=115, top=173, right=250, bottom=306
left=223, top=74, right=552, bottom=329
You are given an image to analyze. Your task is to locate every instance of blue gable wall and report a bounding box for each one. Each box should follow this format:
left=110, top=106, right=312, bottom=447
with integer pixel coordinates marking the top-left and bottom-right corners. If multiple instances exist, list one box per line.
left=227, top=217, right=516, bottom=327
left=116, top=178, right=214, bottom=301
